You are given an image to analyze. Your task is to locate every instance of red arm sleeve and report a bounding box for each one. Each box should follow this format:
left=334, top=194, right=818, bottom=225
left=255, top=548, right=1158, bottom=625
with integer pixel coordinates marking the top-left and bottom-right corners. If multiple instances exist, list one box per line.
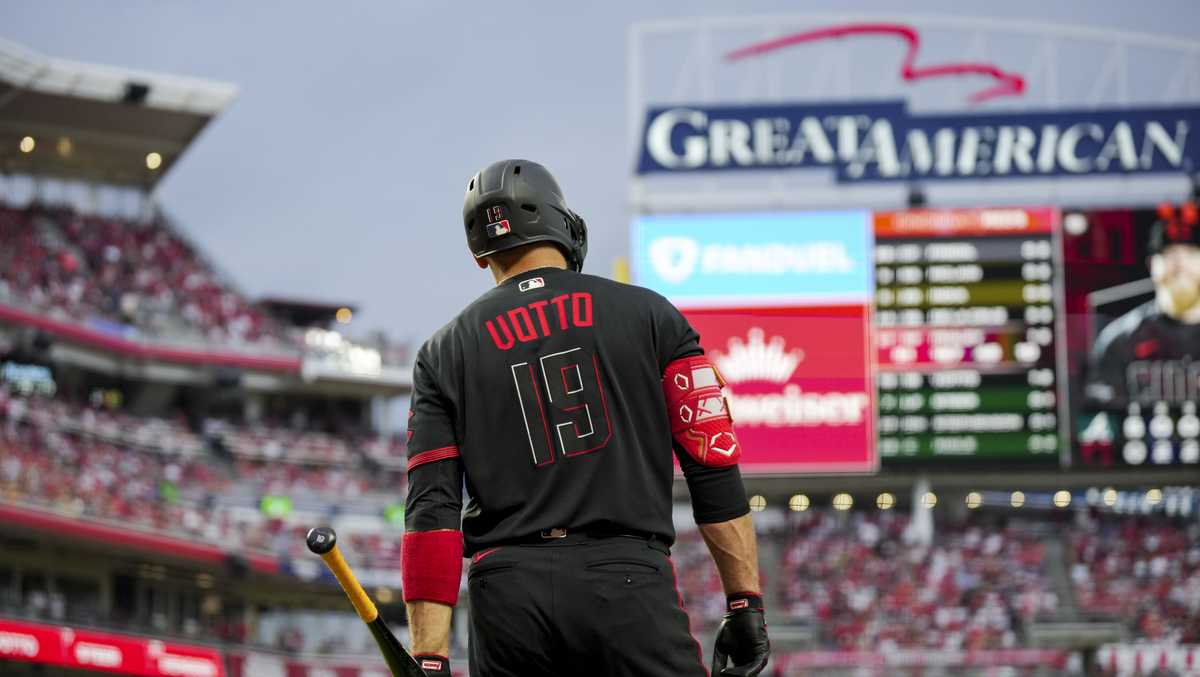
left=403, top=345, right=464, bottom=604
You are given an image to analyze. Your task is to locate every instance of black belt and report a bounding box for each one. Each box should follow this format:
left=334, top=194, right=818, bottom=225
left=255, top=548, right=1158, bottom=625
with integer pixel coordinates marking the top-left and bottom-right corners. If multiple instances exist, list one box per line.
left=502, top=527, right=666, bottom=547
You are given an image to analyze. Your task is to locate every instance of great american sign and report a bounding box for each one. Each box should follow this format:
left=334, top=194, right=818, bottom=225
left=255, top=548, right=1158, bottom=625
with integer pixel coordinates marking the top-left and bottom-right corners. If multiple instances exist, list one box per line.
left=636, top=101, right=1199, bottom=182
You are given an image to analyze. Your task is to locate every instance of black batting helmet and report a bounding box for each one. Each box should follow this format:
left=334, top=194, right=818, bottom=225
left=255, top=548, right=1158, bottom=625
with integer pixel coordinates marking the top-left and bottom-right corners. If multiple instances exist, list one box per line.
left=463, top=159, right=588, bottom=272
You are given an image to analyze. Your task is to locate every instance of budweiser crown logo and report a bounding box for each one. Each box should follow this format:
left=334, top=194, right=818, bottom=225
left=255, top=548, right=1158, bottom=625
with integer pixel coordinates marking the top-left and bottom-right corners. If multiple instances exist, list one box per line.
left=712, top=328, right=804, bottom=384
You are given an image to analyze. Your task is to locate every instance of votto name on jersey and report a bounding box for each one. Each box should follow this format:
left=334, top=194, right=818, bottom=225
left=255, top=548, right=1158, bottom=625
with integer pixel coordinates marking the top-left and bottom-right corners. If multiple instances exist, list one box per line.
left=485, top=292, right=594, bottom=351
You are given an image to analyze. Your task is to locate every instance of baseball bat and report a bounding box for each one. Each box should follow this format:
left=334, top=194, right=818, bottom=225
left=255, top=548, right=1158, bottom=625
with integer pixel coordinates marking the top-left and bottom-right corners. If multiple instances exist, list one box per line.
left=306, top=527, right=426, bottom=677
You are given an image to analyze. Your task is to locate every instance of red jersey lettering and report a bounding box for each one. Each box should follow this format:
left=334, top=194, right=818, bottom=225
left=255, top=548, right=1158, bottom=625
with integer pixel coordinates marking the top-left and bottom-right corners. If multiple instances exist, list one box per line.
left=485, top=296, right=597, bottom=350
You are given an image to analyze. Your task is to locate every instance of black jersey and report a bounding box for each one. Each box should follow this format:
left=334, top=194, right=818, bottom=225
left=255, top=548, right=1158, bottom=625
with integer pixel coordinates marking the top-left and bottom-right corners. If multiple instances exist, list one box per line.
left=404, top=267, right=748, bottom=555
left=1085, top=300, right=1200, bottom=407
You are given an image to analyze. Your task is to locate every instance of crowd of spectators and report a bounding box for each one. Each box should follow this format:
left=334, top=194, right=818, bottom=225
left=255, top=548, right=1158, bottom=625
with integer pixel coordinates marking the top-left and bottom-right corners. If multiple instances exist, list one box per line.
left=0, top=405, right=226, bottom=538
left=671, top=528, right=731, bottom=627
left=217, top=419, right=406, bottom=469
left=4, top=384, right=1200, bottom=655
left=1068, top=514, right=1200, bottom=643
left=0, top=388, right=406, bottom=564
left=0, top=203, right=289, bottom=349
left=772, top=509, right=1057, bottom=651
left=3, top=388, right=405, bottom=487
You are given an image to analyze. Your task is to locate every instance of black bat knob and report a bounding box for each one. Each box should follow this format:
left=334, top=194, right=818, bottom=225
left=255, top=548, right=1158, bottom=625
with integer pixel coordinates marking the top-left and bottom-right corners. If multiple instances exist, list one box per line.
left=306, top=527, right=337, bottom=555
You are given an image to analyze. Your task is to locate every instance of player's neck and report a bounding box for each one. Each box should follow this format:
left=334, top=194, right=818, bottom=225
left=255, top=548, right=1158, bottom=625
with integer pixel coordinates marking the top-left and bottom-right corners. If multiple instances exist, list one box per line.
left=488, top=247, right=568, bottom=286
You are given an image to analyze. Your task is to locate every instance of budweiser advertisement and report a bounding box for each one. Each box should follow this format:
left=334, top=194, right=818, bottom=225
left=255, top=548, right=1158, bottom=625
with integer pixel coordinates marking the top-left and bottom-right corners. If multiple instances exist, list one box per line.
left=684, top=306, right=875, bottom=473
left=0, top=617, right=224, bottom=677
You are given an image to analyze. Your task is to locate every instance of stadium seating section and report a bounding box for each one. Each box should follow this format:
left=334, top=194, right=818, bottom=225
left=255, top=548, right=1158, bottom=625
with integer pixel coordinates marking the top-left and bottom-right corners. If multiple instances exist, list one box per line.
left=0, top=389, right=407, bottom=567
left=1068, top=517, right=1200, bottom=643
left=772, top=510, right=1057, bottom=650
left=0, top=204, right=288, bottom=349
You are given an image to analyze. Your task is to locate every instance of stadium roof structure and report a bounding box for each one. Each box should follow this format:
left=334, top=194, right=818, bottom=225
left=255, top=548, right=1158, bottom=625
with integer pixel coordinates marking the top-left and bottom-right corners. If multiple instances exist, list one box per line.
left=0, top=37, right=237, bottom=189
left=258, top=296, right=358, bottom=328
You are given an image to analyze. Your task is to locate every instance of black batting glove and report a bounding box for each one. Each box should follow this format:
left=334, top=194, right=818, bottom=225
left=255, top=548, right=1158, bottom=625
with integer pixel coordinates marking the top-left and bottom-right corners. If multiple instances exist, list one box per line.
left=712, top=593, right=770, bottom=677
left=413, top=654, right=451, bottom=676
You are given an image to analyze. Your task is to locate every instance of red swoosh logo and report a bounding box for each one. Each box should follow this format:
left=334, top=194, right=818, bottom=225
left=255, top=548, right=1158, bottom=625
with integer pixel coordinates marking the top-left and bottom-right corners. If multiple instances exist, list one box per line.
left=726, top=23, right=1026, bottom=104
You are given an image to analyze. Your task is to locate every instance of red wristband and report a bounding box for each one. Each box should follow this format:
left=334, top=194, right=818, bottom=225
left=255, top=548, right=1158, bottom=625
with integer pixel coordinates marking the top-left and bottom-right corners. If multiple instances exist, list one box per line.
left=402, top=530, right=464, bottom=606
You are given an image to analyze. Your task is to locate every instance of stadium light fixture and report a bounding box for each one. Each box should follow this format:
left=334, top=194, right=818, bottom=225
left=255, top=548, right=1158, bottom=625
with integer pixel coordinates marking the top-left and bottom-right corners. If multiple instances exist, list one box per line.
left=376, top=587, right=395, bottom=604
left=1011, top=491, right=1025, bottom=508
left=146, top=152, right=163, bottom=170
left=965, top=492, right=982, bottom=509
left=749, top=495, right=767, bottom=512
left=788, top=494, right=810, bottom=512
left=1146, top=488, right=1163, bottom=506
left=832, top=493, right=853, bottom=511
left=1102, top=487, right=1118, bottom=507
left=1053, top=490, right=1072, bottom=508
left=876, top=492, right=895, bottom=510
left=921, top=491, right=937, bottom=509
left=56, top=137, right=73, bottom=158
left=1063, top=212, right=1089, bottom=236
left=336, top=307, right=353, bottom=324
left=19, top=136, right=35, bottom=153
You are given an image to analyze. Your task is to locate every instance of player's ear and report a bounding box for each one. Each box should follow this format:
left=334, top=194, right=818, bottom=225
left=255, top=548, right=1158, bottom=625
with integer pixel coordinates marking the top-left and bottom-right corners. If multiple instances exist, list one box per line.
left=473, top=253, right=488, bottom=269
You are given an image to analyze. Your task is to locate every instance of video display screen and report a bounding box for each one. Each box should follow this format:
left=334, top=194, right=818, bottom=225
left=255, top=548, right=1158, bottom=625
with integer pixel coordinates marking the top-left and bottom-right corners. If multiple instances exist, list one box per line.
left=632, top=203, right=1198, bottom=473
left=1064, top=206, right=1200, bottom=467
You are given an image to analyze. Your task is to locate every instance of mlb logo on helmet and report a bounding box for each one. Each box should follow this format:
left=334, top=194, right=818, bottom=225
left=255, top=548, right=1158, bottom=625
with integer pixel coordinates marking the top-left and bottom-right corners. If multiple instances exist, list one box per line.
left=485, top=205, right=511, bottom=238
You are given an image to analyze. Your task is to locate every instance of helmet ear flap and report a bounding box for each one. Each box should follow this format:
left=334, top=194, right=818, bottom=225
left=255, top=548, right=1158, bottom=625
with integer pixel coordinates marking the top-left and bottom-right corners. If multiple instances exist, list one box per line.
left=565, top=210, right=588, bottom=272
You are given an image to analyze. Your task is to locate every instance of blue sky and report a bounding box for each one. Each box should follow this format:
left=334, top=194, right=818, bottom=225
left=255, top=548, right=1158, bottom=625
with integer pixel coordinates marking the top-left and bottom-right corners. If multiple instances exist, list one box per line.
left=4, top=0, right=1198, bottom=342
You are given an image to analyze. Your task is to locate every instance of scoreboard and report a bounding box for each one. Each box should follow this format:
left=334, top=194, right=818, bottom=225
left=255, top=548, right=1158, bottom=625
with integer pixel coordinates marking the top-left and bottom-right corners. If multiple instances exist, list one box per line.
left=873, top=208, right=1063, bottom=464
left=634, top=203, right=1198, bottom=472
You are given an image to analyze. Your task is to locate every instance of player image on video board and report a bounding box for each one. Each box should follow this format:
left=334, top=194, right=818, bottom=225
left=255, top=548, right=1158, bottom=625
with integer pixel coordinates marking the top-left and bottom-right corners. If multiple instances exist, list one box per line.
left=1066, top=203, right=1200, bottom=466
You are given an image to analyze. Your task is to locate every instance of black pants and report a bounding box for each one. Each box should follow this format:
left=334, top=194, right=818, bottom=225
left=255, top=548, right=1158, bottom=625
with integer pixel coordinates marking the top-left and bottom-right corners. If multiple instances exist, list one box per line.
left=467, top=535, right=709, bottom=677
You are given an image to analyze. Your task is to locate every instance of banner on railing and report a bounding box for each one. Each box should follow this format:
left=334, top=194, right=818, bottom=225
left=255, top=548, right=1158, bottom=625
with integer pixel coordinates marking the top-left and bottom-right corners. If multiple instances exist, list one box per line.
left=0, top=617, right=224, bottom=677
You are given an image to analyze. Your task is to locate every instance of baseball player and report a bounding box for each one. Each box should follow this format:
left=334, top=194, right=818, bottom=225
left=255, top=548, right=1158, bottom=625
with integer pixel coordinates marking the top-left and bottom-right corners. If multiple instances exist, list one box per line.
left=401, top=160, right=769, bottom=676
left=1086, top=202, right=1200, bottom=408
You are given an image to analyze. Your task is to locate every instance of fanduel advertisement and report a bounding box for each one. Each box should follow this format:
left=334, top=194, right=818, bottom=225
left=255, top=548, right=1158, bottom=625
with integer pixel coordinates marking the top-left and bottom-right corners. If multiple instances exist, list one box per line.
left=632, top=210, right=873, bottom=307
left=683, top=307, right=876, bottom=474
left=636, top=101, right=1198, bottom=182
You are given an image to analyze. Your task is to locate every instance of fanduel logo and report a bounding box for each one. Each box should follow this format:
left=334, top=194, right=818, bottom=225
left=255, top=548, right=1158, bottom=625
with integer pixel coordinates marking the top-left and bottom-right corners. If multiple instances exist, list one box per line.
left=637, top=101, right=1198, bottom=182
left=649, top=237, right=699, bottom=283
left=649, top=237, right=854, bottom=283
left=713, top=328, right=804, bottom=384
